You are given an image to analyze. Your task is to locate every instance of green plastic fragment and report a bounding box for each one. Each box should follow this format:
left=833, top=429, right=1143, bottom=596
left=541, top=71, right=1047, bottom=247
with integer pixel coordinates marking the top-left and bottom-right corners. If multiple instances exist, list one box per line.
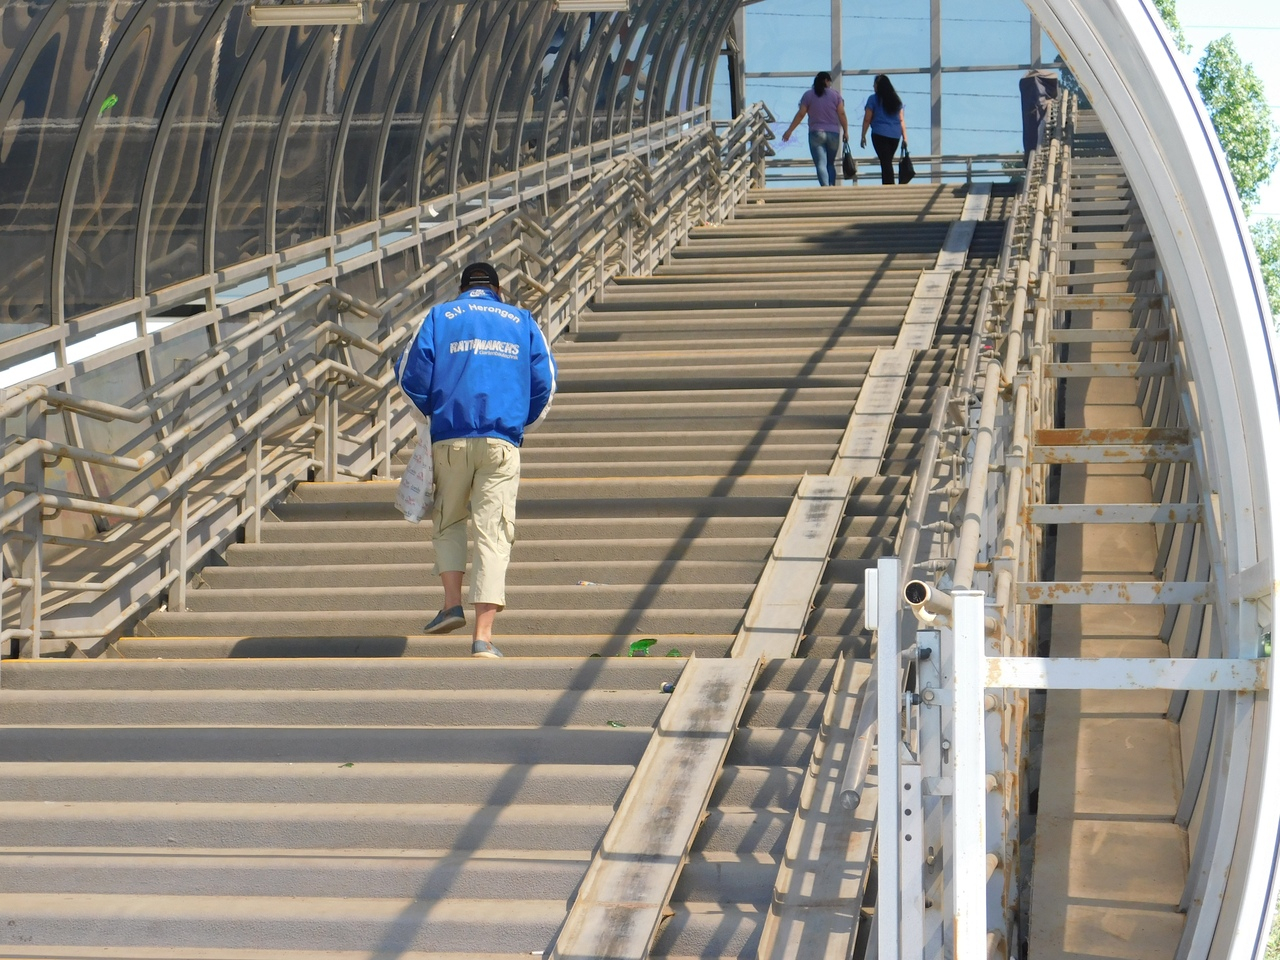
left=99, top=93, right=118, bottom=116
left=339, top=762, right=354, bottom=768
left=665, top=647, right=682, bottom=658
left=629, top=638, right=657, bottom=657
left=588, top=652, right=602, bottom=658
left=606, top=720, right=625, bottom=728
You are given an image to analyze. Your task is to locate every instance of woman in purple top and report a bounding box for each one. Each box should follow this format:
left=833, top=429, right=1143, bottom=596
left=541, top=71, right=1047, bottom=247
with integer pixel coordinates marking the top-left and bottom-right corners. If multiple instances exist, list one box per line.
left=782, top=71, right=850, bottom=187
left=860, top=74, right=908, bottom=185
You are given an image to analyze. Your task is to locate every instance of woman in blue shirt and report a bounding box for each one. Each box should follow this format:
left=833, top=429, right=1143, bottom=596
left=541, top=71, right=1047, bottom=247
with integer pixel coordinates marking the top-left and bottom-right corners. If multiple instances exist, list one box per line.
left=860, top=74, right=908, bottom=185
left=782, top=71, right=850, bottom=187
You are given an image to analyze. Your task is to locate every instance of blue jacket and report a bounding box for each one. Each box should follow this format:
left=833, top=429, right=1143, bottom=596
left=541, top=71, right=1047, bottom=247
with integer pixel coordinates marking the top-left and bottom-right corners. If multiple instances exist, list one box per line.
left=396, top=288, right=557, bottom=446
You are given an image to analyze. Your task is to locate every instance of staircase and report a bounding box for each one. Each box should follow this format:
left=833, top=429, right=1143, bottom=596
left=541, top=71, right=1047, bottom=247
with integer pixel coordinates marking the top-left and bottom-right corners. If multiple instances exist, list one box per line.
left=0, top=182, right=1003, bottom=958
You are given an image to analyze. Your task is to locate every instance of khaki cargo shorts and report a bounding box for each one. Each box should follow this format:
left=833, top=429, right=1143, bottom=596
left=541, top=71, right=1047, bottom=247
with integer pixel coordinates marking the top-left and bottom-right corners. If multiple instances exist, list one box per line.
left=431, top=436, right=520, bottom=608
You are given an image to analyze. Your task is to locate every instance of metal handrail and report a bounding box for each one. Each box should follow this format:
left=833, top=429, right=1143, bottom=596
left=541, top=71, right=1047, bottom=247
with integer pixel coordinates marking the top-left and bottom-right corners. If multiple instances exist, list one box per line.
left=0, top=105, right=774, bottom=658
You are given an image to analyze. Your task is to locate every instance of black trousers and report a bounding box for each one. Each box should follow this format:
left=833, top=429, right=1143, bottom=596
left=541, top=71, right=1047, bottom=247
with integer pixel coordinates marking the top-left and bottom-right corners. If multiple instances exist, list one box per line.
left=872, top=132, right=899, bottom=185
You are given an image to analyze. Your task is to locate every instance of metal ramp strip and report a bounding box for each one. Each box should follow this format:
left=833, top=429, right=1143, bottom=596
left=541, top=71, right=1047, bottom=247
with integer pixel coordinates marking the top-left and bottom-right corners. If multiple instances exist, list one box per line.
left=732, top=474, right=854, bottom=660
left=549, top=656, right=760, bottom=960
left=757, top=656, right=876, bottom=959
left=759, top=183, right=990, bottom=955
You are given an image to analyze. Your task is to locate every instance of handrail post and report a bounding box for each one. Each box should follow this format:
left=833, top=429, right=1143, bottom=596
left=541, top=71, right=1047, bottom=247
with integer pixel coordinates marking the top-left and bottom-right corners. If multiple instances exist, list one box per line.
left=167, top=382, right=192, bottom=614
left=953, top=589, right=989, bottom=959
left=874, top=556, right=902, bottom=960
left=17, top=403, right=45, bottom=657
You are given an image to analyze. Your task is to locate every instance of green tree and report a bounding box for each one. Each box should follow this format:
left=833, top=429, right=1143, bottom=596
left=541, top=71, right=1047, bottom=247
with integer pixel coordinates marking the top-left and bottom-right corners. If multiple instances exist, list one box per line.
left=1250, top=219, right=1280, bottom=317
left=1152, top=0, right=1192, bottom=54
left=1196, top=35, right=1280, bottom=215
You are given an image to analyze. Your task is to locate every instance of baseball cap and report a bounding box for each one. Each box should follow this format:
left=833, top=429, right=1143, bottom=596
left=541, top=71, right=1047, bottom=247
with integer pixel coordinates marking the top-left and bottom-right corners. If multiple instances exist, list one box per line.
left=460, top=261, right=500, bottom=290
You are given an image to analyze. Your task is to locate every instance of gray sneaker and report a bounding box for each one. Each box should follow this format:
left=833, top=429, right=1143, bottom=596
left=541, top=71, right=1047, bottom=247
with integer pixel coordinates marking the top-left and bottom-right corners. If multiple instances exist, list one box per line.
left=424, top=606, right=466, bottom=634
left=471, top=639, right=504, bottom=659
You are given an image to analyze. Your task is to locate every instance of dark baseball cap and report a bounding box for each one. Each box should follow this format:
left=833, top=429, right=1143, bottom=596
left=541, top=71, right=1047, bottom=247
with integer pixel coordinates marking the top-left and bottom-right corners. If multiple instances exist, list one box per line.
left=460, top=261, right=500, bottom=290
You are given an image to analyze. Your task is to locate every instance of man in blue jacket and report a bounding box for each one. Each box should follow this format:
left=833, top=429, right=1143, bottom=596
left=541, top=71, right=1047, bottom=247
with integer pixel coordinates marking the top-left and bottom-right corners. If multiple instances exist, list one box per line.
left=396, top=261, right=557, bottom=658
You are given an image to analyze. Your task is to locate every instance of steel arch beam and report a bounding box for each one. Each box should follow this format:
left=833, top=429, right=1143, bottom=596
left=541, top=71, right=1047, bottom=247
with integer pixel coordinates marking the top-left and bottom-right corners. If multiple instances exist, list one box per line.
left=1024, top=3, right=1280, bottom=960
left=135, top=0, right=242, bottom=300
left=444, top=0, right=545, bottom=197
left=324, top=0, right=418, bottom=236
left=367, top=4, right=452, bottom=223
left=483, top=13, right=565, bottom=183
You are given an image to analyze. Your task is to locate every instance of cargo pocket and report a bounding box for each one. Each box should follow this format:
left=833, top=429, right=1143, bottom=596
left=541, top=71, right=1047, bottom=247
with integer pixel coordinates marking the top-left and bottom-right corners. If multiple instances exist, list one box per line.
left=501, top=506, right=517, bottom=545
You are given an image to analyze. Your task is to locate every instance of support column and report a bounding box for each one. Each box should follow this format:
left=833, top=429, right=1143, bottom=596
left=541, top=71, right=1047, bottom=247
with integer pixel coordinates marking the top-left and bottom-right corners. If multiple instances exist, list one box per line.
left=831, top=0, right=843, bottom=92
left=931, top=0, right=943, bottom=166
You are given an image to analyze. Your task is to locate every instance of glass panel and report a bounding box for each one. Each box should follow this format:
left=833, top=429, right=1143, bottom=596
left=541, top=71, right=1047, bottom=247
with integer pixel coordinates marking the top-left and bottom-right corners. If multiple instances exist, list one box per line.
left=941, top=0, right=1030, bottom=68
left=43, top=412, right=98, bottom=541
left=0, top=1, right=145, bottom=337
left=745, top=0, right=828, bottom=82
left=66, top=0, right=221, bottom=319
left=70, top=353, right=154, bottom=504
left=941, top=70, right=1024, bottom=155
left=645, top=2, right=699, bottom=126
left=453, top=2, right=530, bottom=190
left=692, top=2, right=737, bottom=115
left=845, top=0, right=931, bottom=72
left=378, top=3, right=465, bottom=215
left=276, top=3, right=388, bottom=249
left=539, top=15, right=604, bottom=159
left=214, top=23, right=316, bottom=269
left=486, top=10, right=558, bottom=181
left=574, top=8, right=642, bottom=146
left=335, top=1, right=425, bottom=229
left=419, top=3, right=488, bottom=204
left=608, top=1, right=662, bottom=136
left=147, top=3, right=256, bottom=293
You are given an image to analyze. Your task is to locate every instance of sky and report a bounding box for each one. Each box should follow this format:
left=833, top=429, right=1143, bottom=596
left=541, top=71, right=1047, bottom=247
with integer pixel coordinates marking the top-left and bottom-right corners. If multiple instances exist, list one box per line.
left=1176, top=0, right=1280, bottom=220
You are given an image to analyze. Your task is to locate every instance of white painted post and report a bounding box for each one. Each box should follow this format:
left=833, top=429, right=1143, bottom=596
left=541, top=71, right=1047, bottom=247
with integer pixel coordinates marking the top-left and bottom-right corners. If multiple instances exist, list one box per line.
left=900, top=759, right=925, bottom=960
left=953, top=590, right=988, bottom=959
left=876, top=556, right=901, bottom=960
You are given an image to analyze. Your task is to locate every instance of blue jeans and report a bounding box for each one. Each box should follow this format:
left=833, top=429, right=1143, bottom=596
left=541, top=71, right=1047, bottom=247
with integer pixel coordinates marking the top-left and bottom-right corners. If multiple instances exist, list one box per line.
left=808, top=129, right=841, bottom=186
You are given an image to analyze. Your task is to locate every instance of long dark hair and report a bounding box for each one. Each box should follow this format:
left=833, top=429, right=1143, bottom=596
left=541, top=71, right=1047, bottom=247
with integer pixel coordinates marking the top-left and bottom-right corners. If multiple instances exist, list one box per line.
left=874, top=74, right=902, bottom=114
left=812, top=71, right=833, bottom=96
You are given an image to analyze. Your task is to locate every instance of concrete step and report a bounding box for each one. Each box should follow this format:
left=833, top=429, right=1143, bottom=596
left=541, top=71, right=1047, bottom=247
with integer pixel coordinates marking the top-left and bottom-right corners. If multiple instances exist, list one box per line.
left=139, top=608, right=747, bottom=637
left=178, top=581, right=757, bottom=614
left=0, top=849, right=590, bottom=901
left=200, top=558, right=768, bottom=589
left=0, top=724, right=653, bottom=764
left=0, top=802, right=615, bottom=852
left=111, top=634, right=739, bottom=659
left=0, top=762, right=633, bottom=805
left=0, top=689, right=671, bottom=728
left=221, top=537, right=776, bottom=565
left=0, top=893, right=567, bottom=953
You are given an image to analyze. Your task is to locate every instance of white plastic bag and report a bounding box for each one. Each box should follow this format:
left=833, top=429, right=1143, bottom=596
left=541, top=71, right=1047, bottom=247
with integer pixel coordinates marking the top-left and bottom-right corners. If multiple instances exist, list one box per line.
left=395, top=419, right=433, bottom=524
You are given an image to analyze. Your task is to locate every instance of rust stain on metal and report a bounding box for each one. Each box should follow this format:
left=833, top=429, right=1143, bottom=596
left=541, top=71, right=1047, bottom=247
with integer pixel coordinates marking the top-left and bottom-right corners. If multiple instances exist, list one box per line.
left=1035, top=427, right=1189, bottom=445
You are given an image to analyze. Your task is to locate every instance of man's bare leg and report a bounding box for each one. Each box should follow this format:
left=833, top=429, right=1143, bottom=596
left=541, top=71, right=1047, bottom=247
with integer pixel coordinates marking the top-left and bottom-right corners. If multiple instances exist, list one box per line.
left=474, top=602, right=498, bottom=644
left=440, top=570, right=464, bottom=610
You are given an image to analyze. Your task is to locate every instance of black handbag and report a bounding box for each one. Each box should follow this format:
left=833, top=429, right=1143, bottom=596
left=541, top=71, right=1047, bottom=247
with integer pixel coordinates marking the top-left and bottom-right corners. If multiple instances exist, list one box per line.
left=898, top=145, right=915, bottom=184
left=841, top=140, right=856, bottom=182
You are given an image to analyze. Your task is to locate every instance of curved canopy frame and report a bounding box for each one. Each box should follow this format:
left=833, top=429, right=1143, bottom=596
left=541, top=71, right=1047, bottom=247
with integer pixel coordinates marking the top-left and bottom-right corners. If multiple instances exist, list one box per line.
left=0, top=0, right=737, bottom=349
left=1027, top=4, right=1280, bottom=958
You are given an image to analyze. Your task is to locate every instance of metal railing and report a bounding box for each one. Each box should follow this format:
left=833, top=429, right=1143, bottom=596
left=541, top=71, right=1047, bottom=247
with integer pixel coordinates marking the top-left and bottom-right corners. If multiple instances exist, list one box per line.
left=764, top=152, right=1023, bottom=187
left=0, top=105, right=773, bottom=661
left=870, top=93, right=1267, bottom=960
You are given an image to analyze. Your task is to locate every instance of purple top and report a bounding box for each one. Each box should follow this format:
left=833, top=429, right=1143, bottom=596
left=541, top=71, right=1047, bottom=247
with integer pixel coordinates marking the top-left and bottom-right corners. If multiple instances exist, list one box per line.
left=799, top=87, right=844, bottom=133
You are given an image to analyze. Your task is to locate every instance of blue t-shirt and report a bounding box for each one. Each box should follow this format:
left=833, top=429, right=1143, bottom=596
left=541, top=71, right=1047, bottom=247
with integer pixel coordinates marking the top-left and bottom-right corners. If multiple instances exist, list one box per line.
left=865, top=94, right=902, bottom=138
